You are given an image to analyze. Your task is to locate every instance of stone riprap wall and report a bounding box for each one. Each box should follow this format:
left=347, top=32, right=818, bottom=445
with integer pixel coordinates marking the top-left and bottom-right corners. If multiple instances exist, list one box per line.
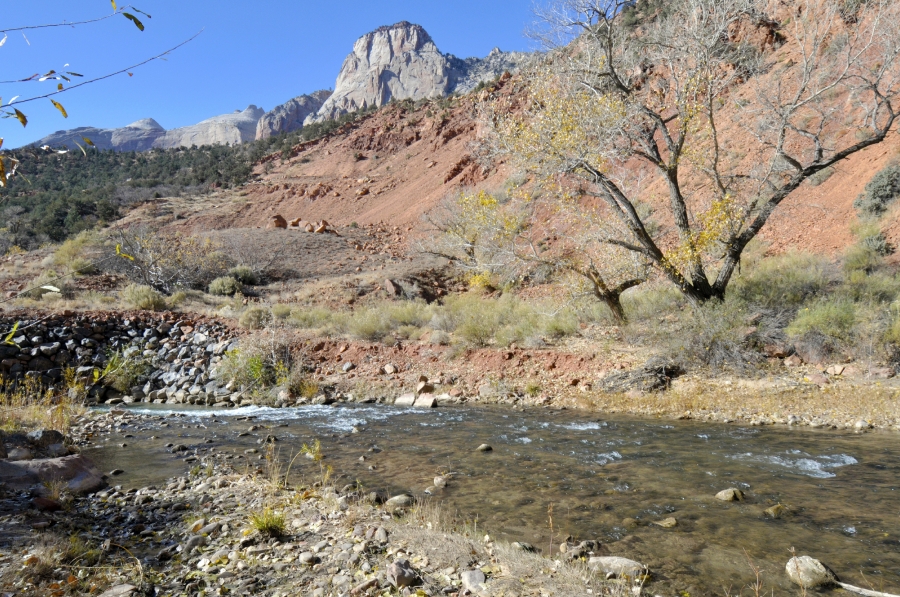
left=0, top=313, right=243, bottom=407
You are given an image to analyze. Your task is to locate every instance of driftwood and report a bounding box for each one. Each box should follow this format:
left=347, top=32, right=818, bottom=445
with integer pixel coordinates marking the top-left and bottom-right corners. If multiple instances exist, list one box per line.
left=598, top=359, right=683, bottom=393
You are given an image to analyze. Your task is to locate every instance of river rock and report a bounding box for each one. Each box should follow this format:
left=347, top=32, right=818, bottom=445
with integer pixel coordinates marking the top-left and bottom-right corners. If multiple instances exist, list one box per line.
left=785, top=555, right=837, bottom=588
left=394, top=393, right=416, bottom=406
left=461, top=569, right=487, bottom=592
left=588, top=556, right=647, bottom=579
left=27, top=429, right=65, bottom=448
left=6, top=454, right=105, bottom=494
left=652, top=517, right=678, bottom=528
left=414, top=394, right=437, bottom=408
left=387, top=558, right=419, bottom=588
left=385, top=494, right=414, bottom=511
left=715, top=488, right=745, bottom=501
left=98, top=585, right=138, bottom=597
left=298, top=552, right=318, bottom=565
left=764, top=504, right=785, bottom=519
left=476, top=444, right=493, bottom=452
left=7, top=448, right=33, bottom=461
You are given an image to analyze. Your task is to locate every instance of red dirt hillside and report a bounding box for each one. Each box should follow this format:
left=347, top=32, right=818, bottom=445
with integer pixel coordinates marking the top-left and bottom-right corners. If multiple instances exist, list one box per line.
left=176, top=64, right=900, bottom=260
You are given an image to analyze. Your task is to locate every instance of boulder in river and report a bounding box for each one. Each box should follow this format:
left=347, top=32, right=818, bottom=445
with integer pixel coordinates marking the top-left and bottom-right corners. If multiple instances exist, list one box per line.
left=786, top=555, right=837, bottom=588
left=394, top=394, right=416, bottom=406
left=715, top=488, right=745, bottom=501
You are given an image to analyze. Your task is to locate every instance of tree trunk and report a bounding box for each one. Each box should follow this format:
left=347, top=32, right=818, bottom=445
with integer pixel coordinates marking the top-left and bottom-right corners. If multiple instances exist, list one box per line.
left=602, top=292, right=628, bottom=325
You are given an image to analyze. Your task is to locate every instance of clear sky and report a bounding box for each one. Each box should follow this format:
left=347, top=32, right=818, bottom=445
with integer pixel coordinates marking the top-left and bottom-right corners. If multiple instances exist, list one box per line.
left=2, top=1, right=539, bottom=148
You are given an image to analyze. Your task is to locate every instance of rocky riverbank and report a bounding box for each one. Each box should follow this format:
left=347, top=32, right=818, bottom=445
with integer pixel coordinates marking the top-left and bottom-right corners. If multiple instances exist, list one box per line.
left=4, top=310, right=900, bottom=434
left=0, top=408, right=631, bottom=597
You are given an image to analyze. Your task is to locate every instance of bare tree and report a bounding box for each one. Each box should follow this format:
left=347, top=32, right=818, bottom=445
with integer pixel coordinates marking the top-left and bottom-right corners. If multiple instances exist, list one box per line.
left=112, top=227, right=230, bottom=293
left=421, top=184, right=650, bottom=323
left=485, top=0, right=900, bottom=305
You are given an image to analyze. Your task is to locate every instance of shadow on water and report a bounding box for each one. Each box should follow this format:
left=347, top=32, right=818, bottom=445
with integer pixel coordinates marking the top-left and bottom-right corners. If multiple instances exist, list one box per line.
left=83, top=403, right=900, bottom=595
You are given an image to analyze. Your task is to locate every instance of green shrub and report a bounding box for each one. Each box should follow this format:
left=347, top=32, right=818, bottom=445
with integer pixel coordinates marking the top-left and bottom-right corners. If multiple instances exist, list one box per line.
left=730, top=251, right=830, bottom=309
left=289, top=307, right=334, bottom=329
left=51, top=230, right=102, bottom=270
left=620, top=286, right=686, bottom=323
left=807, top=166, right=835, bottom=187
left=843, top=243, right=882, bottom=274
left=122, top=284, right=166, bottom=311
left=345, top=309, right=392, bottom=341
left=543, top=310, right=579, bottom=338
left=840, top=270, right=900, bottom=303
left=665, top=298, right=761, bottom=371
left=787, top=298, right=857, bottom=339
left=271, top=304, right=292, bottom=319
left=239, top=306, right=272, bottom=330
left=854, top=163, right=900, bottom=217
left=102, top=350, right=152, bottom=393
left=220, top=349, right=271, bottom=389
left=23, top=270, right=71, bottom=300
left=228, top=265, right=258, bottom=286
left=208, top=276, right=243, bottom=296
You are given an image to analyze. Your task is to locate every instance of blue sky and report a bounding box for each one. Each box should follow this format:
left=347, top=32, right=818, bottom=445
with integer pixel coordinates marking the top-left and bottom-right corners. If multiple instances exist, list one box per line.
left=2, top=1, right=538, bottom=148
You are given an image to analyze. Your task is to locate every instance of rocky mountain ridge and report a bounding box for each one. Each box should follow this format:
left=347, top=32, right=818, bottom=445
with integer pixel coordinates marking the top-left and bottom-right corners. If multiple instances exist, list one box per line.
left=32, top=106, right=265, bottom=152
left=25, top=22, right=530, bottom=151
left=256, top=90, right=333, bottom=140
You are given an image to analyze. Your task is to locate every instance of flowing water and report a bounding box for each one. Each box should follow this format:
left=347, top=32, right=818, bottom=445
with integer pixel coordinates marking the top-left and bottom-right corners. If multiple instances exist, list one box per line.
left=84, top=404, right=900, bottom=595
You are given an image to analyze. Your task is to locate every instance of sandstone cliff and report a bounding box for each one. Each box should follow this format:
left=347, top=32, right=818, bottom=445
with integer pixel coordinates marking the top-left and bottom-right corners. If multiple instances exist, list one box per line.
left=307, top=22, right=532, bottom=123
left=153, top=105, right=265, bottom=148
left=255, top=90, right=332, bottom=140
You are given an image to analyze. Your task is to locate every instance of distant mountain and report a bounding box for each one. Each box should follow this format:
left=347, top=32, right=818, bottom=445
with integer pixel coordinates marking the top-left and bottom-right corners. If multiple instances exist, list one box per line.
left=155, top=105, right=265, bottom=148
left=30, top=106, right=265, bottom=151
left=256, top=90, right=332, bottom=140
left=27, top=22, right=533, bottom=150
left=32, top=118, right=166, bottom=152
left=307, top=22, right=532, bottom=124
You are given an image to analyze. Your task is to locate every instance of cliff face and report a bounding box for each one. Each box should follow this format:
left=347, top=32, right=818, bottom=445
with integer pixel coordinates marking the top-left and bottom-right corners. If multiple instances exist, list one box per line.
left=255, top=91, right=332, bottom=140
left=34, top=118, right=165, bottom=152
left=31, top=107, right=265, bottom=151
left=153, top=106, right=265, bottom=148
left=309, top=23, right=451, bottom=123
left=307, top=22, right=532, bottom=124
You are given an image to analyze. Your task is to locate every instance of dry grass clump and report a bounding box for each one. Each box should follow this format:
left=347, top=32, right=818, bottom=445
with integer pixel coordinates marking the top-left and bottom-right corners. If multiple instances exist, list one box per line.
left=239, top=306, right=272, bottom=330
left=248, top=507, right=285, bottom=537
left=0, top=374, right=86, bottom=433
left=121, top=284, right=166, bottom=311
left=287, top=293, right=585, bottom=348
